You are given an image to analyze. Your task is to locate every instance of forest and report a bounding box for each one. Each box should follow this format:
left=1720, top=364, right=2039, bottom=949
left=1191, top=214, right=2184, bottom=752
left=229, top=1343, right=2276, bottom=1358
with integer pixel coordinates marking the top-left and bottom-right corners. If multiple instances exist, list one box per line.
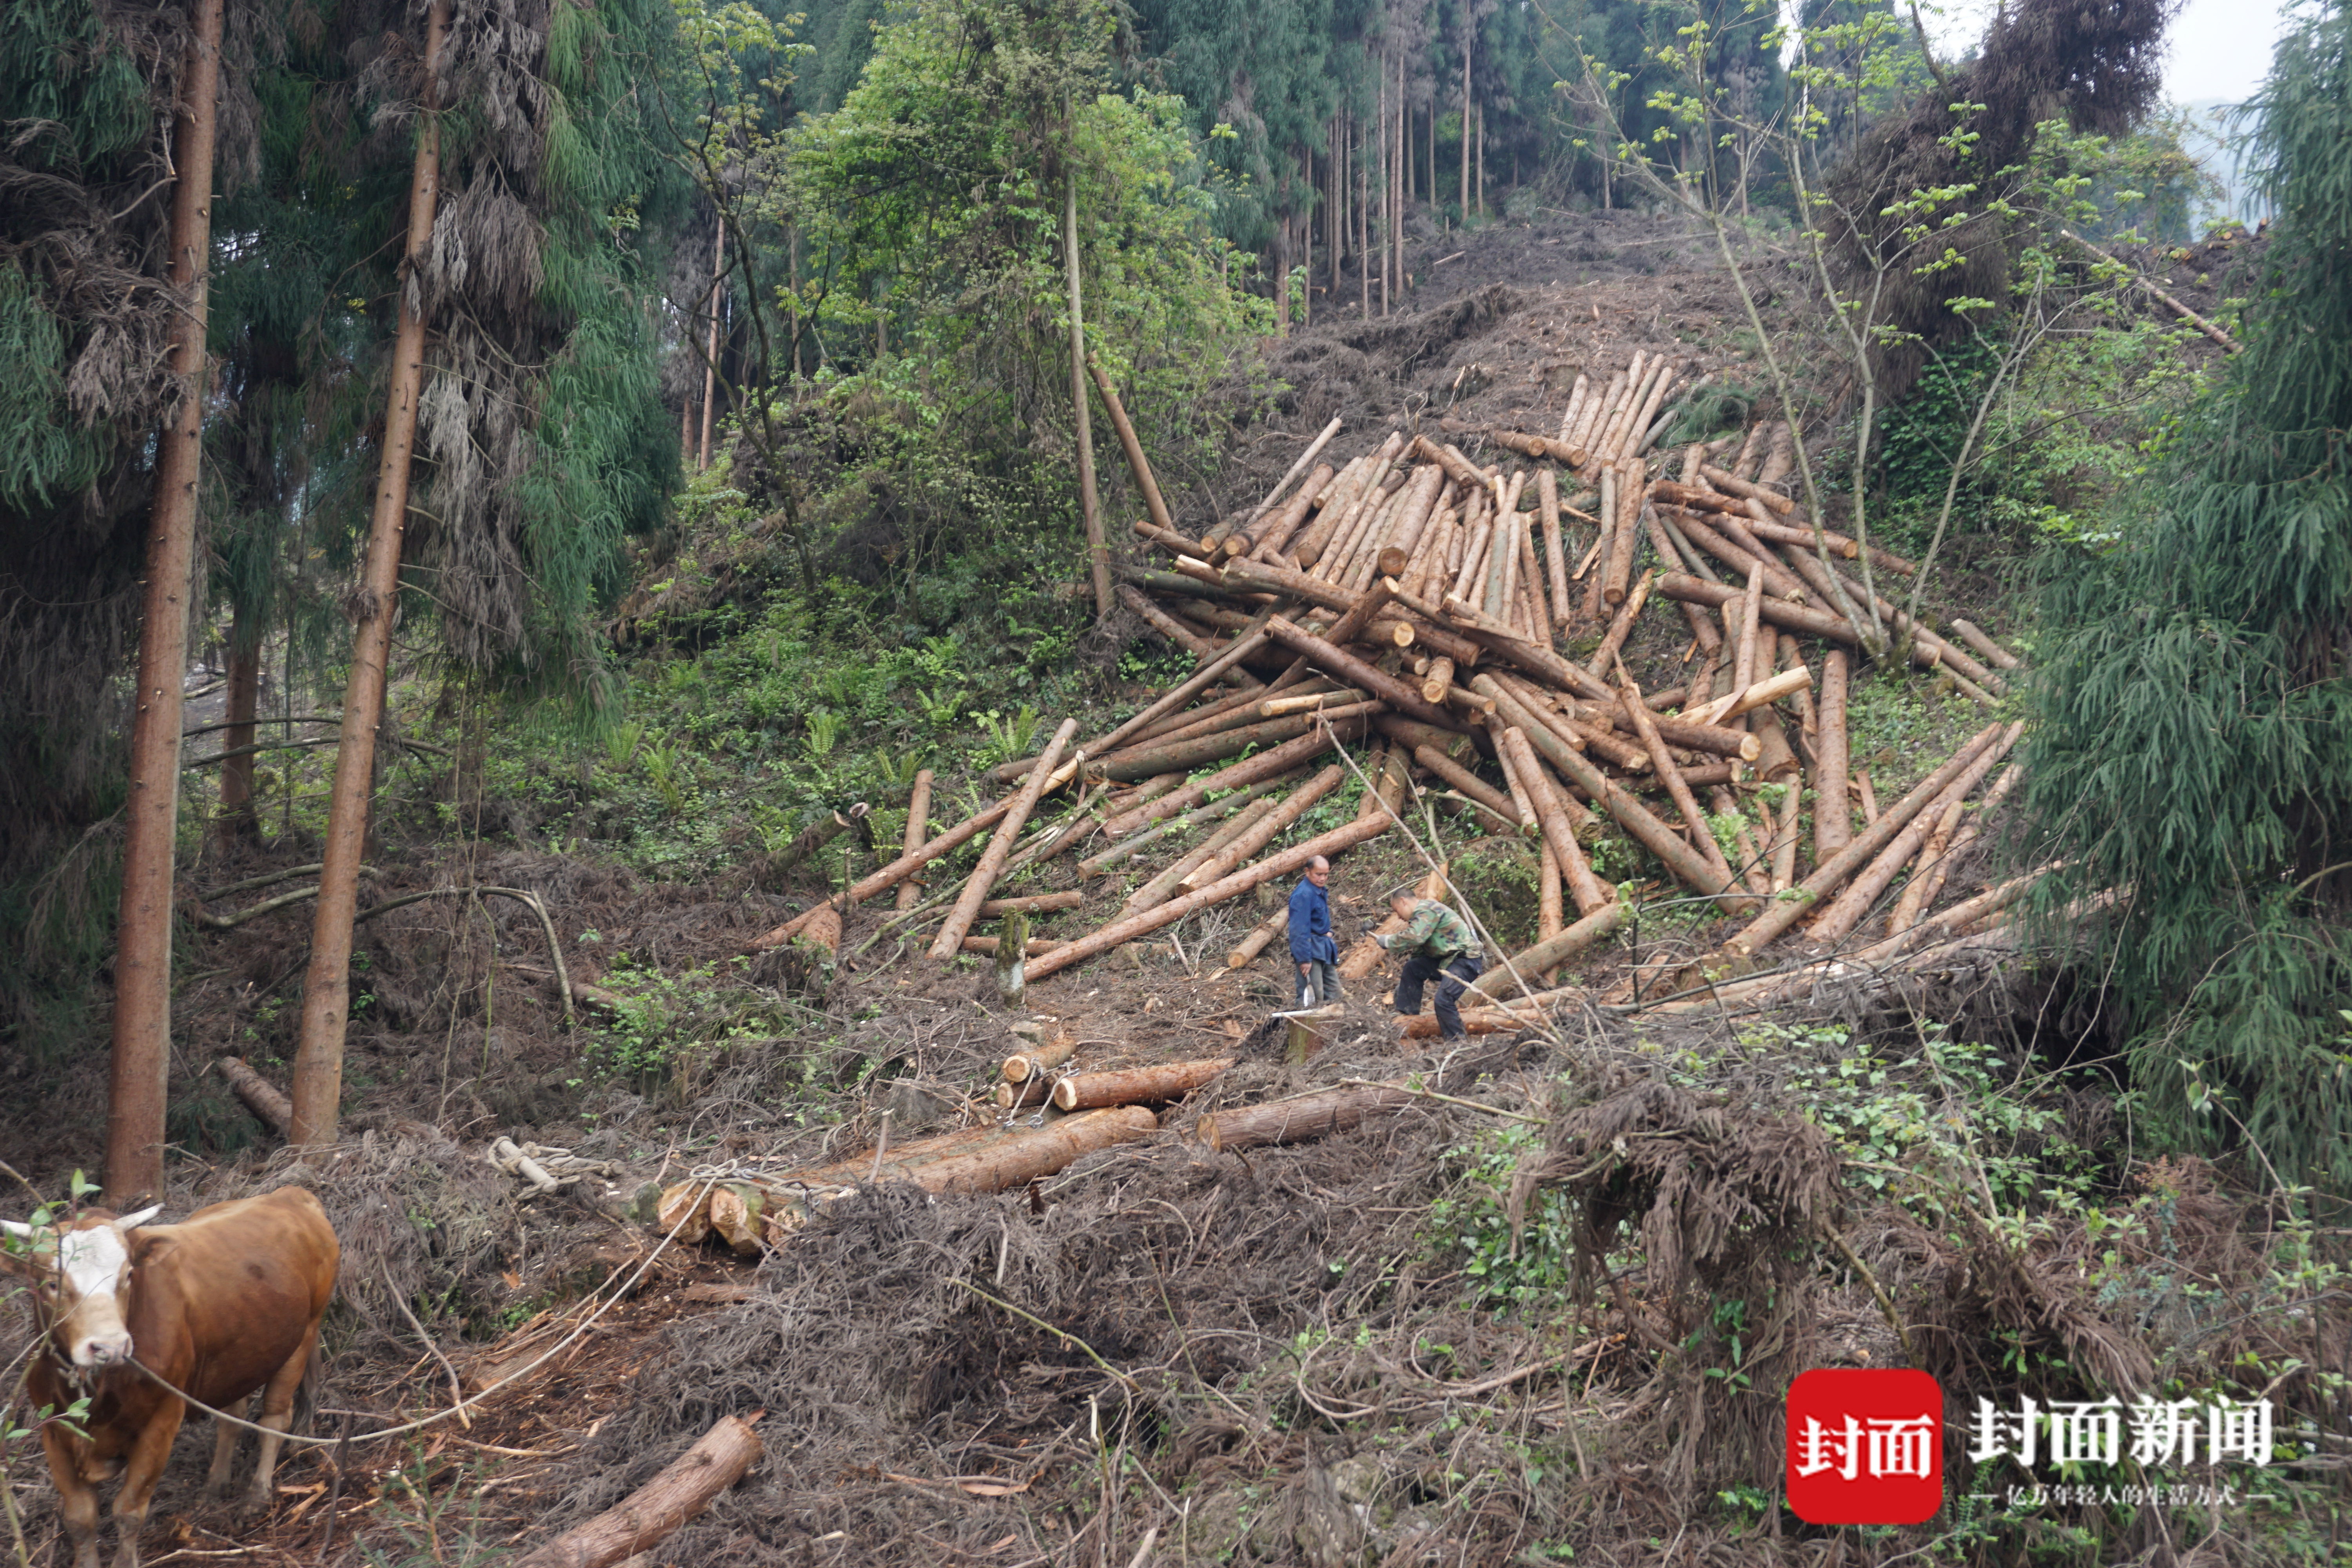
left=0, top=0, right=2347, bottom=1564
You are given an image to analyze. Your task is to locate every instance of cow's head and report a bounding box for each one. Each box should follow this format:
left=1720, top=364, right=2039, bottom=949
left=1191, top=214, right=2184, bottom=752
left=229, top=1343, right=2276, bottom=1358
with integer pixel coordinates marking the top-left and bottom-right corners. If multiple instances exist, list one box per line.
left=0, top=1206, right=163, bottom=1368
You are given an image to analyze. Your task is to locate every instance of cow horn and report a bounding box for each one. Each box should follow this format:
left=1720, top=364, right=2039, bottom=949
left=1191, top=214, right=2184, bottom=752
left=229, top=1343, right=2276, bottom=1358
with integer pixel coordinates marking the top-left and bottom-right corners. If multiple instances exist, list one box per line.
left=0, top=1219, right=33, bottom=1238
left=117, top=1205, right=163, bottom=1230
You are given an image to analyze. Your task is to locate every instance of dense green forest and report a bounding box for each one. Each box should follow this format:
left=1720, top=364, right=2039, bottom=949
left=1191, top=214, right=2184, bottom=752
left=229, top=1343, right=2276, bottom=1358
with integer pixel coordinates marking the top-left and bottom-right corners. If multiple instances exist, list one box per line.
left=2, top=0, right=2347, bottom=1563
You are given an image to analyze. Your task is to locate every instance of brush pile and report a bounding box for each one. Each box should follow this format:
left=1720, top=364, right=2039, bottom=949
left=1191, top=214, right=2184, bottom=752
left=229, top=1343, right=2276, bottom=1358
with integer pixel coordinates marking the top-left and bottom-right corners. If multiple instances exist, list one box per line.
left=708, top=353, right=2035, bottom=1210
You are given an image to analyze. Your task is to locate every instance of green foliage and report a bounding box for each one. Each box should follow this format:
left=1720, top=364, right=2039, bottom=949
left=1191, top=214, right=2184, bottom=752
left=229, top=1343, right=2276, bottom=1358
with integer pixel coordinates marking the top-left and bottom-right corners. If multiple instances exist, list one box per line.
left=2022, top=2, right=2352, bottom=1191
left=1426, top=1120, right=1577, bottom=1310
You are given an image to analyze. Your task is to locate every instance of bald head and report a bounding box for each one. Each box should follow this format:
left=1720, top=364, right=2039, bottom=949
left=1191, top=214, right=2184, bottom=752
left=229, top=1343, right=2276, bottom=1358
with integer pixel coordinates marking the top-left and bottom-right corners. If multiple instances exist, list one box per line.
left=1304, top=857, right=1330, bottom=887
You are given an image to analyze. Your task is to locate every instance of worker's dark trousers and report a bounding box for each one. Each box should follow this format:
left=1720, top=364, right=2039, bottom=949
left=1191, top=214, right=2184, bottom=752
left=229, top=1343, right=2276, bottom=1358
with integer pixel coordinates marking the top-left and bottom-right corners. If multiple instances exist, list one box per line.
left=1394, top=952, right=1482, bottom=1038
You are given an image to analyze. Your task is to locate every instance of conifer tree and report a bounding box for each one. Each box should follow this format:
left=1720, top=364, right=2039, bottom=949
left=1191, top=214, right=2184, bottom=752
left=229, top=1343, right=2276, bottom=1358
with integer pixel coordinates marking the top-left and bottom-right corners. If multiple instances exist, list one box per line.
left=2023, top=0, right=2352, bottom=1190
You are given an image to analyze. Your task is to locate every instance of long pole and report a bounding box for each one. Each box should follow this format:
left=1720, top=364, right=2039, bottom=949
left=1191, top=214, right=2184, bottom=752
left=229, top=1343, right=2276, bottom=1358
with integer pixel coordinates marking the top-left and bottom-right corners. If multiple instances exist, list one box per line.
left=288, top=0, right=450, bottom=1150
left=1064, top=172, right=1111, bottom=619
left=105, top=0, right=225, bottom=1203
left=697, top=221, right=723, bottom=469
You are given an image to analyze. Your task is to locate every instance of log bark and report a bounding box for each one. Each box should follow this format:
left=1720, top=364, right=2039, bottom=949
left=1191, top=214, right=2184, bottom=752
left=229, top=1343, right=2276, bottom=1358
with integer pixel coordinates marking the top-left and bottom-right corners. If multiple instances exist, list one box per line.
left=1501, top=730, right=1610, bottom=915
left=1227, top=417, right=1344, bottom=552
left=1465, top=902, right=1624, bottom=1000
left=1888, top=792, right=1966, bottom=936
left=1053, top=1058, right=1234, bottom=1111
left=215, top=1056, right=291, bottom=1136
left=1601, top=462, right=1642, bottom=604
left=1117, top=586, right=1266, bottom=690
left=1100, top=708, right=1376, bottom=837
left=289, top=0, right=448, bottom=1151
left=1240, top=463, right=1334, bottom=561
left=1180, top=764, right=1345, bottom=891
left=1080, top=613, right=1274, bottom=759
left=894, top=771, right=934, bottom=910
left=1489, top=731, right=1542, bottom=834
left=1659, top=505, right=1810, bottom=601
left=1912, top=762, right=2021, bottom=915
left=994, top=909, right=1029, bottom=1005
left=920, top=1105, right=1157, bottom=1192
left=1004, top=1030, right=1080, bottom=1082
left=1263, top=617, right=1456, bottom=729
left=1537, top=469, right=1571, bottom=633
left=1025, top=817, right=1392, bottom=981
left=513, top=1416, right=764, bottom=1568
left=930, top=720, right=1079, bottom=958
left=1724, top=723, right=2005, bottom=956
left=1686, top=665, right=1811, bottom=728
left=1584, top=568, right=1653, bottom=678
left=1774, top=547, right=2003, bottom=695
left=1805, top=723, right=2022, bottom=947
left=1197, top=1083, right=1418, bottom=1152
left=1410, top=743, right=1513, bottom=823
left=1655, top=573, right=1866, bottom=646
left=1087, top=359, right=1179, bottom=541
left=1813, top=651, right=1853, bottom=862
left=1618, top=677, right=1734, bottom=883
left=109, top=0, right=226, bottom=1199
left=1538, top=840, right=1563, bottom=981
left=1227, top=905, right=1289, bottom=968
left=978, top=891, right=1082, bottom=916
left=962, top=934, right=1065, bottom=957
left=1374, top=713, right=1486, bottom=762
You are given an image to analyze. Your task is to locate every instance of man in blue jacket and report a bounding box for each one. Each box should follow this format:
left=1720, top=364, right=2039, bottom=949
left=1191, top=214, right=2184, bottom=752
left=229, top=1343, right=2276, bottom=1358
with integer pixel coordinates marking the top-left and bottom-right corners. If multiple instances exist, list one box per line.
left=1287, top=856, right=1341, bottom=1008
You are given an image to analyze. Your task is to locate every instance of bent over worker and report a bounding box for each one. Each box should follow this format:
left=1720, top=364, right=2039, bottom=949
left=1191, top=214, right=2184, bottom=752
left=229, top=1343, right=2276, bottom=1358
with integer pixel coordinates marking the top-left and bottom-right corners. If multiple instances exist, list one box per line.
left=1287, top=856, right=1341, bottom=1008
left=1376, top=887, right=1483, bottom=1038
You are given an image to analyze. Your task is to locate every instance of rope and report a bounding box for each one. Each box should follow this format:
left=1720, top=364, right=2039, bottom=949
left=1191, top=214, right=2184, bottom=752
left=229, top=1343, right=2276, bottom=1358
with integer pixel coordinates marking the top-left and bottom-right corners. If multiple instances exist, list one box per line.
left=112, top=1171, right=724, bottom=1449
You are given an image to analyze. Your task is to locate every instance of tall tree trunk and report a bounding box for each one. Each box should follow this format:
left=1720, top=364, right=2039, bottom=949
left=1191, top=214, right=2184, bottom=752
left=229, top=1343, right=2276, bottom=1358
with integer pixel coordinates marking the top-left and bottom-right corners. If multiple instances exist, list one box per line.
left=105, top=0, right=226, bottom=1203
left=1377, top=58, right=1390, bottom=316
left=1460, top=50, right=1471, bottom=223
left=1063, top=172, right=1111, bottom=620
left=1356, top=114, right=1369, bottom=318
left=1273, top=212, right=1289, bottom=336
left=697, top=221, right=722, bottom=469
left=288, top=0, right=449, bottom=1151
left=1475, top=102, right=1485, bottom=217
left=1328, top=118, right=1341, bottom=297
left=214, top=617, right=260, bottom=845
left=1392, top=51, right=1405, bottom=298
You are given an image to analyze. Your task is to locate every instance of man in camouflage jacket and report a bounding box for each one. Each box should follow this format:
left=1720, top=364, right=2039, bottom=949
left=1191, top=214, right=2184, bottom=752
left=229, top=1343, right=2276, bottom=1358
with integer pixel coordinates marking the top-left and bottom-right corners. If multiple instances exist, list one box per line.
left=1375, top=889, right=1484, bottom=1039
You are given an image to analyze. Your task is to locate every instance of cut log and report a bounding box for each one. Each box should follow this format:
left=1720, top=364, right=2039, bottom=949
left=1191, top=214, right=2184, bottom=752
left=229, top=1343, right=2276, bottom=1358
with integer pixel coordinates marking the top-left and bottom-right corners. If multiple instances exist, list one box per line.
left=1537, top=469, right=1572, bottom=633
left=1655, top=573, right=1870, bottom=646
left=929, top=719, right=1080, bottom=959
left=1227, top=904, right=1290, bottom=968
left=512, top=1416, right=764, bottom=1568
left=1227, top=417, right=1345, bottom=550
left=1501, top=728, right=1611, bottom=915
left=1052, top=1058, right=1234, bottom=1111
left=1180, top=764, right=1347, bottom=891
left=1417, top=654, right=1457, bottom=706
left=1490, top=427, right=1583, bottom=465
left=1947, top=618, right=2022, bottom=671
left=997, top=1076, right=1051, bottom=1109
left=1814, top=650, right=1853, bottom=862
left=1004, top=1032, right=1078, bottom=1082
left=894, top=771, right=934, bottom=911
left=1411, top=742, right=1516, bottom=824
left=1124, top=795, right=1281, bottom=913
left=1660, top=505, right=1811, bottom=601
left=1617, top=674, right=1734, bottom=884
left=920, top=1105, right=1158, bottom=1192
left=799, top=904, right=842, bottom=955
left=1478, top=679, right=1754, bottom=913
left=1465, top=901, right=1625, bottom=1000
left=1584, top=567, right=1653, bottom=678
left=215, top=1056, right=291, bottom=1136
left=1196, top=1082, right=1419, bottom=1152
left=1025, top=816, right=1392, bottom=982
left=1888, top=792, right=1967, bottom=936
left=1601, top=462, right=1642, bottom=604
left=1686, top=665, right=1811, bottom=729
left=1263, top=616, right=1456, bottom=730
left=1724, top=723, right=2005, bottom=956
left=978, top=891, right=1083, bottom=916
left=1489, top=730, right=1542, bottom=835
left=958, top=935, right=1067, bottom=956
left=1100, top=710, right=1376, bottom=837
left=1911, top=762, right=2022, bottom=915
left=1538, top=840, right=1563, bottom=982
left=1374, top=713, right=1487, bottom=762
left=1089, top=359, right=1180, bottom=541
left=1240, top=462, right=1333, bottom=562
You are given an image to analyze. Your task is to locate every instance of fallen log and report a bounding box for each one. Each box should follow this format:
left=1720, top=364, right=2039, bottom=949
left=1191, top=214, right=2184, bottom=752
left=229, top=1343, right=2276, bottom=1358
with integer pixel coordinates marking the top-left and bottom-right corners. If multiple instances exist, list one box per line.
left=1948, top=618, right=2022, bottom=671
left=512, top=1415, right=764, bottom=1568
left=1025, top=816, right=1392, bottom=982
left=1814, top=651, right=1853, bottom=862
left=1198, top=1082, right=1419, bottom=1152
left=1655, top=572, right=1871, bottom=646
left=960, top=935, right=1067, bottom=957
left=1089, top=359, right=1181, bottom=542
left=895, top=771, right=933, bottom=911
left=1411, top=743, right=1518, bottom=824
left=929, top=719, right=1079, bottom=960
left=1224, top=416, right=1344, bottom=552
left=1583, top=567, right=1653, bottom=680
left=1053, top=1058, right=1234, bottom=1111
left=1238, top=462, right=1334, bottom=561
left=1124, top=795, right=1281, bottom=913
left=922, top=1105, right=1158, bottom=1191
left=1078, top=772, right=1302, bottom=877
left=1117, top=584, right=1267, bottom=690
left=215, top=1056, right=291, bottom=1135
left=1684, top=665, right=1811, bottom=728
left=1888, top=790, right=1967, bottom=936
left=1092, top=700, right=1373, bottom=784
left=1466, top=902, right=1625, bottom=1001
left=1804, top=722, right=2022, bottom=947
left=1910, top=762, right=2022, bottom=915
left=978, top=891, right=1083, bottom=916
left=1227, top=904, right=1289, bottom=968
left=1657, top=505, right=1811, bottom=601
left=1180, top=764, right=1346, bottom=891
left=1490, top=428, right=1584, bottom=465
left=1500, top=728, right=1610, bottom=914
left=1773, top=547, right=2002, bottom=695
left=1618, top=674, right=1734, bottom=885
left=1724, top=722, right=2005, bottom=956
left=1537, top=470, right=1572, bottom=633
left=1100, top=707, right=1377, bottom=837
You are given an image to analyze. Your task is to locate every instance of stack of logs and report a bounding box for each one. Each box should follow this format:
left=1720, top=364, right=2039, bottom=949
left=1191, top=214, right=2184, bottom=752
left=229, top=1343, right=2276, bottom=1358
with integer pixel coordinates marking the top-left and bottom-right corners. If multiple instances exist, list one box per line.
left=743, top=353, right=2029, bottom=1030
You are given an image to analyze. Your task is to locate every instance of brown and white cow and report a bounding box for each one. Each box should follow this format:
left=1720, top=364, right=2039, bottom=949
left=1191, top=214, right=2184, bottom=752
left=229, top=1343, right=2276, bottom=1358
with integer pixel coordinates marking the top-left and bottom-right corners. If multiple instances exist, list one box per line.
left=2, top=1187, right=339, bottom=1568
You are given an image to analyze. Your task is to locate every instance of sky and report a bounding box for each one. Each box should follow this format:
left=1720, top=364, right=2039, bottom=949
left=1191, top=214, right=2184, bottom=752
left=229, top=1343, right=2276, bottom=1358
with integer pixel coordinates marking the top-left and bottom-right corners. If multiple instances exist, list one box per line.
left=1918, top=0, right=2297, bottom=107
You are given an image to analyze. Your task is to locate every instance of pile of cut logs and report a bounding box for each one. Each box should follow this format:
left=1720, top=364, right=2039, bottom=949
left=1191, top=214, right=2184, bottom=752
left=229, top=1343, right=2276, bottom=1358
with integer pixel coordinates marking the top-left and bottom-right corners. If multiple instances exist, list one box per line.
left=744, top=354, right=2030, bottom=1029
